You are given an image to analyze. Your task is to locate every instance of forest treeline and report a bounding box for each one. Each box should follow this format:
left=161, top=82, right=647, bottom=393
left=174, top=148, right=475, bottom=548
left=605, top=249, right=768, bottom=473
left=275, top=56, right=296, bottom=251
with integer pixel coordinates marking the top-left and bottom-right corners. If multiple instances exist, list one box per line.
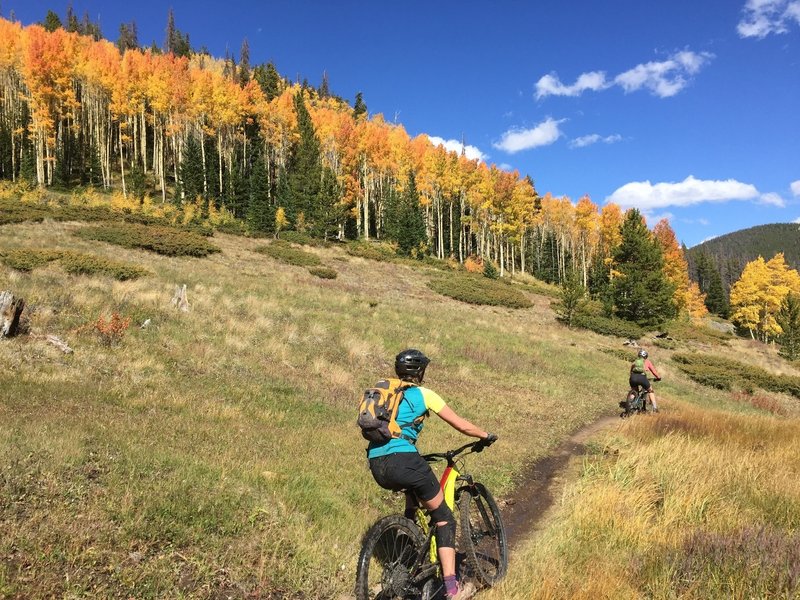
left=3, top=8, right=789, bottom=331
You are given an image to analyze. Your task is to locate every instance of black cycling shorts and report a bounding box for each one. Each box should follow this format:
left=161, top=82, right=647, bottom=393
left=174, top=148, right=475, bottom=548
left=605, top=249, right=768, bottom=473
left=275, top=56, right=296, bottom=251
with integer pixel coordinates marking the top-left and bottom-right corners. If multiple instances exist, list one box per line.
left=369, top=452, right=440, bottom=502
left=630, top=373, right=651, bottom=391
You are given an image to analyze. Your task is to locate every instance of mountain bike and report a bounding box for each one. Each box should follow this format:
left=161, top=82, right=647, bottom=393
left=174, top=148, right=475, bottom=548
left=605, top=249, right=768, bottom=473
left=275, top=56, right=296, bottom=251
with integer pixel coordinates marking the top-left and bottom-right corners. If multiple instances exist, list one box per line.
left=355, top=440, right=507, bottom=599
left=619, top=379, right=660, bottom=418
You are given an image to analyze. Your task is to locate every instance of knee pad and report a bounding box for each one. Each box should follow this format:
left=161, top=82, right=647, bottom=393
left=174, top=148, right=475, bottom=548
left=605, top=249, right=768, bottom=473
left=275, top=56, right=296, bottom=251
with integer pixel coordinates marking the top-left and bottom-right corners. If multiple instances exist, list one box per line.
left=429, top=503, right=456, bottom=549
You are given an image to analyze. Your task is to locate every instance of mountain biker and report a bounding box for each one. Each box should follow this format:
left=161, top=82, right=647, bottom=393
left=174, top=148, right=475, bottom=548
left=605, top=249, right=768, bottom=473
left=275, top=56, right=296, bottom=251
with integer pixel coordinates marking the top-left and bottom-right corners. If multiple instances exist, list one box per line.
left=629, top=348, right=661, bottom=412
left=366, top=349, right=496, bottom=600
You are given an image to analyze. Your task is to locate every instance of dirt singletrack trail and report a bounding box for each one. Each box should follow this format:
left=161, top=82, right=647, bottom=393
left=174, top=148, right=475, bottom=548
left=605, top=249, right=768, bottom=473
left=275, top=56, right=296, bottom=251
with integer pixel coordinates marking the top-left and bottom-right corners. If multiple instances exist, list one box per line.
left=501, top=415, right=620, bottom=549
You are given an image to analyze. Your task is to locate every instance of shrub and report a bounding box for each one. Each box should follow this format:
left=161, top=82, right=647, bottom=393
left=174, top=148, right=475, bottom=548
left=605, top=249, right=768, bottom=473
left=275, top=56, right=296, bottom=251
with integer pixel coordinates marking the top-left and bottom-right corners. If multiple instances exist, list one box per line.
left=214, top=220, right=249, bottom=237
left=672, top=352, right=800, bottom=399
left=598, top=347, right=638, bottom=362
left=464, top=255, right=483, bottom=274
left=75, top=223, right=220, bottom=257
left=428, top=272, right=532, bottom=309
left=572, top=313, right=644, bottom=339
left=0, top=249, right=149, bottom=281
left=58, top=252, right=150, bottom=281
left=483, top=259, right=499, bottom=279
left=346, top=241, right=397, bottom=262
left=94, top=312, right=131, bottom=346
left=279, top=231, right=331, bottom=248
left=661, top=319, right=732, bottom=345
left=255, top=240, right=321, bottom=267
left=308, top=266, right=337, bottom=279
left=0, top=249, right=63, bottom=272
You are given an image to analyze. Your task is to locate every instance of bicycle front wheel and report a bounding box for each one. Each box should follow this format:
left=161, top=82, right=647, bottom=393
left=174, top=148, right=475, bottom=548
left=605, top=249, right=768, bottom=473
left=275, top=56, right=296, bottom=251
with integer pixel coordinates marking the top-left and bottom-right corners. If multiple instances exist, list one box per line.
left=355, top=515, right=429, bottom=600
left=458, top=483, right=508, bottom=587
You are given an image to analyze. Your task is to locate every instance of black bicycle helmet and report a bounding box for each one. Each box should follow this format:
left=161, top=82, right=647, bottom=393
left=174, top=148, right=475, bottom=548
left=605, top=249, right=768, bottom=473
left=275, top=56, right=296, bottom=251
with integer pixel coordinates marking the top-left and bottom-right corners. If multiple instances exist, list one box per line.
left=395, top=348, right=430, bottom=381
left=638, top=349, right=648, bottom=359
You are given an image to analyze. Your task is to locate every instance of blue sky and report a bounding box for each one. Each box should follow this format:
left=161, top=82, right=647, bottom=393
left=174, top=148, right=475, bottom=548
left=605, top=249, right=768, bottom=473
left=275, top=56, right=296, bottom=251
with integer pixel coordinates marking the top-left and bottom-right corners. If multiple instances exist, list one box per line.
left=7, top=0, right=800, bottom=247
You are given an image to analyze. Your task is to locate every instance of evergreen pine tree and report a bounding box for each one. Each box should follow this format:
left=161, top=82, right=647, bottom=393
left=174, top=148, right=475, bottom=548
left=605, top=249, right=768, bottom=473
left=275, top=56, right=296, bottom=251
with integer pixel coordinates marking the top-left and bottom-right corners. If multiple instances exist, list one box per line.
left=247, top=153, right=274, bottom=233
left=179, top=136, right=204, bottom=203
left=42, top=10, right=62, bottom=32
left=117, top=22, right=139, bottom=52
left=285, top=92, right=321, bottom=225
left=353, top=92, right=367, bottom=119
left=312, top=166, right=341, bottom=239
left=777, top=293, right=800, bottom=361
left=611, top=209, right=676, bottom=327
left=319, top=71, right=330, bottom=98
left=239, top=39, right=250, bottom=84
left=254, top=62, right=281, bottom=100
left=704, top=268, right=730, bottom=318
left=274, top=165, right=292, bottom=226
left=394, top=171, right=427, bottom=257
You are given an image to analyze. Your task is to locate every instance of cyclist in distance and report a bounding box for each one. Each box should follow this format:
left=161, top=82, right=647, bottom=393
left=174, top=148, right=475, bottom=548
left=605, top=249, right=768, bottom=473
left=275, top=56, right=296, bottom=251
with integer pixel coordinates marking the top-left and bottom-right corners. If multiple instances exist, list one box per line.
left=366, top=349, right=497, bottom=600
left=629, top=348, right=662, bottom=412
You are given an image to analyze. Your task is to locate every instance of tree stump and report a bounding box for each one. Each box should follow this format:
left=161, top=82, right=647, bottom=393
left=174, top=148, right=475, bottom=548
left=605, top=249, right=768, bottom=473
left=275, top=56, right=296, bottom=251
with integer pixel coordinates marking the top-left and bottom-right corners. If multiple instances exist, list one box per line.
left=1, top=290, right=26, bottom=337
left=171, top=284, right=190, bottom=312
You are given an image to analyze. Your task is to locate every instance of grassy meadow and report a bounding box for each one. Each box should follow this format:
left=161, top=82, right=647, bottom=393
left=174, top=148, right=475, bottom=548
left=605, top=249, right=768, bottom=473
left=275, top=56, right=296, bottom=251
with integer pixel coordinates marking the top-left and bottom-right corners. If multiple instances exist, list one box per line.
left=1, top=205, right=799, bottom=598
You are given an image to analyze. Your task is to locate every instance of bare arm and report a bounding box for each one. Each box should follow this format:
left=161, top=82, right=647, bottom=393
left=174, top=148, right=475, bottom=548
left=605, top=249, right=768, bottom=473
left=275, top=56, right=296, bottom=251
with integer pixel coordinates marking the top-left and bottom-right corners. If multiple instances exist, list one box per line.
left=435, top=405, right=489, bottom=439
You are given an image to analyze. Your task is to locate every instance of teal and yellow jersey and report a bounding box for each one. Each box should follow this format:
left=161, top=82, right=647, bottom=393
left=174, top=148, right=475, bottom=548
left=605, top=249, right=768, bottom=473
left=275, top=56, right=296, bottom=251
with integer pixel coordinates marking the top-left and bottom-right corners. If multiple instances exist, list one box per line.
left=367, top=386, right=446, bottom=459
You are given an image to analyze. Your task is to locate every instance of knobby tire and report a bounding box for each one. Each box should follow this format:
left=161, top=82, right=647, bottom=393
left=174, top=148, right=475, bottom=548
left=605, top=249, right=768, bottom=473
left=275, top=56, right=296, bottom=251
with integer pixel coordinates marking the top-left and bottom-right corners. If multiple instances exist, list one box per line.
left=355, top=515, right=437, bottom=600
left=458, top=483, right=508, bottom=587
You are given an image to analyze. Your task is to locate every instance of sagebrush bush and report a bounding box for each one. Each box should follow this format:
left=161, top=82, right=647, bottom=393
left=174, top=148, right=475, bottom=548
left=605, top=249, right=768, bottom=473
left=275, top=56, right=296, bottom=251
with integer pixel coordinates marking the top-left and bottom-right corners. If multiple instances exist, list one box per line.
left=75, top=223, right=220, bottom=257
left=0, top=248, right=149, bottom=280
left=58, top=252, right=150, bottom=280
left=672, top=352, right=800, bottom=398
left=0, top=249, right=63, bottom=271
left=428, top=272, right=532, bottom=309
left=279, top=231, right=331, bottom=248
left=255, top=240, right=321, bottom=267
left=308, top=266, right=337, bottom=279
left=346, top=241, right=397, bottom=262
left=572, top=313, right=644, bottom=339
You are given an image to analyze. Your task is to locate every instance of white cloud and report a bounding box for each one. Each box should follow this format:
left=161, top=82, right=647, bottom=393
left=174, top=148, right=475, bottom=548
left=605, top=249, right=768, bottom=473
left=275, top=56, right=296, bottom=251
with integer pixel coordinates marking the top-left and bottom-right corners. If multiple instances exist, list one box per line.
left=535, top=71, right=608, bottom=99
left=607, top=175, right=761, bottom=209
left=536, top=50, right=714, bottom=100
left=614, top=51, right=714, bottom=98
left=759, top=192, right=786, bottom=207
left=426, top=135, right=487, bottom=162
left=493, top=118, right=565, bottom=154
left=737, top=0, right=800, bottom=38
left=793, top=217, right=800, bottom=224
left=791, top=180, right=800, bottom=196
left=569, top=133, right=623, bottom=149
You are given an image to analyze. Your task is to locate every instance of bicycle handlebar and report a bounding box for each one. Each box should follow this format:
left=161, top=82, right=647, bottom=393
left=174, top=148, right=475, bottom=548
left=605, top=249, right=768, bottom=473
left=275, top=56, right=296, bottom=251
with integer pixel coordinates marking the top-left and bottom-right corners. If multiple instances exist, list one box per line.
left=421, top=437, right=495, bottom=464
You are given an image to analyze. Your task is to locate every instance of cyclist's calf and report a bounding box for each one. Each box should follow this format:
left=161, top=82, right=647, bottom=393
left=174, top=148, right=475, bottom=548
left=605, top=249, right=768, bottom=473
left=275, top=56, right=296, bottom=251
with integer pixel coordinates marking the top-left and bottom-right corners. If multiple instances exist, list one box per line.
left=429, top=503, right=456, bottom=548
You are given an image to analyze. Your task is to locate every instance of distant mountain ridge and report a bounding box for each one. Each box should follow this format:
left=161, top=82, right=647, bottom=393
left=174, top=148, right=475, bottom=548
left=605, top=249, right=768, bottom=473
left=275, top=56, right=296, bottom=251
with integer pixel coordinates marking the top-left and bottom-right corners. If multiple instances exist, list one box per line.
left=686, top=223, right=800, bottom=287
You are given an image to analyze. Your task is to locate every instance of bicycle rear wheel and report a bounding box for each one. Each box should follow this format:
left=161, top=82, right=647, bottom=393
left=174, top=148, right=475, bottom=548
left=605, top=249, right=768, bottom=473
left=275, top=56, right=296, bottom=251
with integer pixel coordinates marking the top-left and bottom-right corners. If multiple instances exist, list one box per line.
left=355, top=515, right=430, bottom=599
left=458, top=483, right=508, bottom=587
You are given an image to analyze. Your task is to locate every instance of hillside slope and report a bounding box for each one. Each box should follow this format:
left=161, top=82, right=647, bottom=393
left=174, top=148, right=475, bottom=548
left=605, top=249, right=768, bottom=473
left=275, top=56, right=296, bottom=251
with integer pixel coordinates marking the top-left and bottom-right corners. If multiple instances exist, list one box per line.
left=1, top=216, right=798, bottom=598
left=687, top=222, right=800, bottom=285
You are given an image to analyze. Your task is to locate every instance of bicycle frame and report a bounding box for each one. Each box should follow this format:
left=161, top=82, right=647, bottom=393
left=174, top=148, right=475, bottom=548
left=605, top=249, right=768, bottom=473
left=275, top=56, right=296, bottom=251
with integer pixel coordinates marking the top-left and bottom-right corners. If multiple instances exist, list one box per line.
left=414, top=441, right=479, bottom=565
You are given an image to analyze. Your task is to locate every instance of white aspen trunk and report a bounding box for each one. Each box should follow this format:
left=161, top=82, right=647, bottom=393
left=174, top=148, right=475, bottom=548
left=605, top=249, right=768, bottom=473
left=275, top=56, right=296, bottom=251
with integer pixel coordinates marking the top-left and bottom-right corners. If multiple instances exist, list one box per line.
left=119, top=125, right=127, bottom=197
left=520, top=232, right=526, bottom=274
left=200, top=133, right=207, bottom=195
left=217, top=131, right=223, bottom=196
left=140, top=109, right=147, bottom=173
left=500, top=238, right=505, bottom=277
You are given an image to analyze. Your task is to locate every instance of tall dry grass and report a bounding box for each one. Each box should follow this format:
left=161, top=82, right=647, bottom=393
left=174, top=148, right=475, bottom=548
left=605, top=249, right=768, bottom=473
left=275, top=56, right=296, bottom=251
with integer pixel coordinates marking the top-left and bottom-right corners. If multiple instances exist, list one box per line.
left=486, top=400, right=800, bottom=599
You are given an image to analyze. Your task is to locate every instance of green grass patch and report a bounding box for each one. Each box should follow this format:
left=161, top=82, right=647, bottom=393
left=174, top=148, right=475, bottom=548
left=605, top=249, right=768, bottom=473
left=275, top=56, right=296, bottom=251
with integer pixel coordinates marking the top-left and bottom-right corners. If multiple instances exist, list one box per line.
left=278, top=231, right=332, bottom=248
left=346, top=241, right=397, bottom=262
left=672, top=352, right=800, bottom=398
left=75, top=223, right=220, bottom=257
left=598, top=346, right=638, bottom=362
left=428, top=272, right=532, bottom=309
left=572, top=313, right=644, bottom=339
left=1, top=248, right=149, bottom=280
left=662, top=319, right=733, bottom=345
left=255, top=240, right=322, bottom=267
left=307, top=266, right=337, bottom=279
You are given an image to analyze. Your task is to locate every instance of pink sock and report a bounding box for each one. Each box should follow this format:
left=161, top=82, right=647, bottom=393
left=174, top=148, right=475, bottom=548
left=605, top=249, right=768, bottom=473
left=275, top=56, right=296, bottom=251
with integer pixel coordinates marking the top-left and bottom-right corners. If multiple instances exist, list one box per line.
left=444, top=574, right=458, bottom=597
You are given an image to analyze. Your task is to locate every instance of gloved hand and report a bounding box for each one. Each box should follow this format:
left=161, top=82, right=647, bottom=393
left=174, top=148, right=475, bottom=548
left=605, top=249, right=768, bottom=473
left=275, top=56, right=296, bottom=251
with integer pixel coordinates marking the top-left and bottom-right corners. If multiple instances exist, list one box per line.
left=475, top=433, right=498, bottom=452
